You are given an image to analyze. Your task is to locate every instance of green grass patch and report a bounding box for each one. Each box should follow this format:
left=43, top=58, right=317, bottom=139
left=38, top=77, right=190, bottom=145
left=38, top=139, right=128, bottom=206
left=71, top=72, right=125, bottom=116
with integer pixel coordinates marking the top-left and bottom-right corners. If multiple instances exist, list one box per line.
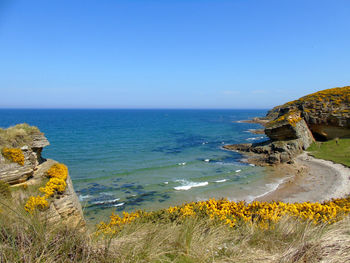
left=307, top=138, right=350, bottom=167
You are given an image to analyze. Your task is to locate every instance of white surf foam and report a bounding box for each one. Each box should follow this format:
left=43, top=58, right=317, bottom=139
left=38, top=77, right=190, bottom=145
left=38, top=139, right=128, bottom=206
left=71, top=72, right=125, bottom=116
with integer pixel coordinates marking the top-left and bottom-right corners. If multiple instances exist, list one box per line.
left=215, top=179, right=227, bottom=183
left=178, top=162, right=186, bottom=166
left=235, top=169, right=241, bottom=173
left=113, top=202, right=125, bottom=207
left=91, top=198, right=120, bottom=205
left=204, top=159, right=210, bottom=162
left=246, top=136, right=264, bottom=141
left=174, top=179, right=209, bottom=191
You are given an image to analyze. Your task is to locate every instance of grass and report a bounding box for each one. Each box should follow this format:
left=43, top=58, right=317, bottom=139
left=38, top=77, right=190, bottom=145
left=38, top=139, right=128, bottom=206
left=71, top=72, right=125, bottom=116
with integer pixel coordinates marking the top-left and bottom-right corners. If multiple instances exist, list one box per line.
left=307, top=138, right=350, bottom=167
left=102, top=216, right=329, bottom=263
left=1, top=195, right=349, bottom=262
left=0, top=123, right=40, bottom=149
left=0, top=181, right=11, bottom=198
left=0, top=199, right=109, bottom=263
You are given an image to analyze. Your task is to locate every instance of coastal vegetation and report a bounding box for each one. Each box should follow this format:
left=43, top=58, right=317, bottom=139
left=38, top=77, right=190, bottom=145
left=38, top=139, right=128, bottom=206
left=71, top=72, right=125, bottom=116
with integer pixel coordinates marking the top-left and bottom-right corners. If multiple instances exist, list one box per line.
left=307, top=138, right=350, bottom=167
left=1, top=148, right=25, bottom=166
left=265, top=110, right=302, bottom=128
left=1, top=195, right=350, bottom=262
left=284, top=86, right=350, bottom=111
left=0, top=123, right=40, bottom=148
left=97, top=198, right=350, bottom=236
left=24, top=163, right=68, bottom=212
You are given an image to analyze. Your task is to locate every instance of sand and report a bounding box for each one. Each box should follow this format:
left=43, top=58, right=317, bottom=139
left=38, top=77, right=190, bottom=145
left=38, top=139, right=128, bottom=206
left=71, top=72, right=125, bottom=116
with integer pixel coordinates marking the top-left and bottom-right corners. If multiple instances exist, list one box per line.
left=256, top=152, right=350, bottom=203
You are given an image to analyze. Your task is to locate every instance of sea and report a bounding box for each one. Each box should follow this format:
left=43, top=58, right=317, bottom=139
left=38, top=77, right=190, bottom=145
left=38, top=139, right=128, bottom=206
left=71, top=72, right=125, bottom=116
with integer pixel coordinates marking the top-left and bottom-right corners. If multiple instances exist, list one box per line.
left=0, top=109, right=286, bottom=222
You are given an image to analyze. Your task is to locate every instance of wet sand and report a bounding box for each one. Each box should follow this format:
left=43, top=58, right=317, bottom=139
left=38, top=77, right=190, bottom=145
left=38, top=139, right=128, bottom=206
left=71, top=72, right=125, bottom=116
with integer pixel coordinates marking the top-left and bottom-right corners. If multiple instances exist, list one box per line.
left=256, top=153, right=350, bottom=203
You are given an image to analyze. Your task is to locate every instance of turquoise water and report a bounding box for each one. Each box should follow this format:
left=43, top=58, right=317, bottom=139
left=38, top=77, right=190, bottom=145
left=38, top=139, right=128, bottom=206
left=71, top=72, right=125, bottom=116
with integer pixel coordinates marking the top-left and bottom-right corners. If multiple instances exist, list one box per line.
left=0, top=109, right=283, bottom=222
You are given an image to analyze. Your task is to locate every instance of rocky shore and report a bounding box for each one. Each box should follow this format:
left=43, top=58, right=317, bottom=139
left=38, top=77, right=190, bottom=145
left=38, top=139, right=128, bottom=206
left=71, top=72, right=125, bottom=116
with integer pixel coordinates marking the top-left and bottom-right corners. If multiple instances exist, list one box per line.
left=225, top=86, right=350, bottom=165
left=225, top=86, right=350, bottom=203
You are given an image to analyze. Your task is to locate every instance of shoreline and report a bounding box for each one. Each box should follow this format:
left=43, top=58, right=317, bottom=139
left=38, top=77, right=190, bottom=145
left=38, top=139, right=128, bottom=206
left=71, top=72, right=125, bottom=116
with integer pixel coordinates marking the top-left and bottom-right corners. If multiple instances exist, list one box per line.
left=255, top=152, right=350, bottom=203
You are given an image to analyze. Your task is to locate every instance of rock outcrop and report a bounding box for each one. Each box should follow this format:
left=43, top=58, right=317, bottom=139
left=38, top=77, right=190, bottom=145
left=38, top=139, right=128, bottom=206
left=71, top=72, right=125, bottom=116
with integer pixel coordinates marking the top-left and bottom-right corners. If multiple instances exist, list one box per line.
left=0, top=133, right=49, bottom=185
left=266, top=86, right=350, bottom=140
left=225, top=86, right=350, bottom=165
left=43, top=160, right=85, bottom=227
left=0, top=124, right=85, bottom=227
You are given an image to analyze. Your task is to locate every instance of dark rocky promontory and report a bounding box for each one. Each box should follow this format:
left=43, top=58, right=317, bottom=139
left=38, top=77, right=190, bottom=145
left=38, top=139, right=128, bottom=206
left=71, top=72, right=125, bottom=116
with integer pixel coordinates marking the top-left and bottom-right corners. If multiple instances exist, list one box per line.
left=225, top=86, right=350, bottom=165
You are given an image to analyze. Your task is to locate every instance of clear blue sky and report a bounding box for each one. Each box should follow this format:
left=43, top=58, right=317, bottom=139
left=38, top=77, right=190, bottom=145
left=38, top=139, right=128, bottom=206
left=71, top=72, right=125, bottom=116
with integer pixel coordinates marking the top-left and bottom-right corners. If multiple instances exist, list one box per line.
left=0, top=0, right=349, bottom=109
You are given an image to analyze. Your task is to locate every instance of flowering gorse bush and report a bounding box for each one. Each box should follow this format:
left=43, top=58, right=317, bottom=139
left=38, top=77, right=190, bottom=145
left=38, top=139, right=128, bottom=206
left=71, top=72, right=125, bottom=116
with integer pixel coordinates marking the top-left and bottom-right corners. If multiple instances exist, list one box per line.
left=97, top=197, right=350, bottom=235
left=1, top=148, right=25, bottom=165
left=266, top=110, right=302, bottom=128
left=24, top=163, right=68, bottom=213
left=24, top=195, right=49, bottom=212
left=39, top=164, right=68, bottom=198
left=46, top=163, right=68, bottom=180
left=39, top=178, right=67, bottom=198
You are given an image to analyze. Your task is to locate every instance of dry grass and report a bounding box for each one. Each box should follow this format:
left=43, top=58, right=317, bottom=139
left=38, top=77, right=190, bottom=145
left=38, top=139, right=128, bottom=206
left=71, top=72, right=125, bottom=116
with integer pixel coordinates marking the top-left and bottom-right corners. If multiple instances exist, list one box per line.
left=98, top=213, right=350, bottom=263
left=0, top=199, right=111, bottom=263
left=0, top=123, right=40, bottom=149
left=0, top=181, right=11, bottom=198
left=0, top=195, right=349, bottom=263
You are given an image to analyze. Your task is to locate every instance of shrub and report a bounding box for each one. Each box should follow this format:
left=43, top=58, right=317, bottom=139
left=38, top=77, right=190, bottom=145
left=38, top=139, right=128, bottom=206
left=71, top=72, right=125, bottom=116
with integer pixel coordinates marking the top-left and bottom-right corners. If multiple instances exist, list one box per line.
left=1, top=147, right=25, bottom=165
left=97, top=197, right=350, bottom=235
left=46, top=163, right=68, bottom=180
left=25, top=163, right=69, bottom=213
left=0, top=123, right=40, bottom=148
left=39, top=178, right=67, bottom=198
left=24, top=195, right=49, bottom=212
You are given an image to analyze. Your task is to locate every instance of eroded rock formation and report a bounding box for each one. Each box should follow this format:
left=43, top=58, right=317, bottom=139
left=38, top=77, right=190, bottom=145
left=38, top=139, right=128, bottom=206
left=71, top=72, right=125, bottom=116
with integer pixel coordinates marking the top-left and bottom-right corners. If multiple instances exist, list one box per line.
left=0, top=124, right=85, bottom=227
left=225, top=86, right=350, bottom=165
left=267, top=86, right=350, bottom=140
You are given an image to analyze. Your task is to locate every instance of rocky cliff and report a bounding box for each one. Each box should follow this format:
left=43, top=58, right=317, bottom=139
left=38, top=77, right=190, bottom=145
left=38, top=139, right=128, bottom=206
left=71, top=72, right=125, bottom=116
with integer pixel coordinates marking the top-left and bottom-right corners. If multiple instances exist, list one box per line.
left=0, top=124, right=85, bottom=227
left=225, top=86, right=350, bottom=165
left=266, top=86, right=350, bottom=140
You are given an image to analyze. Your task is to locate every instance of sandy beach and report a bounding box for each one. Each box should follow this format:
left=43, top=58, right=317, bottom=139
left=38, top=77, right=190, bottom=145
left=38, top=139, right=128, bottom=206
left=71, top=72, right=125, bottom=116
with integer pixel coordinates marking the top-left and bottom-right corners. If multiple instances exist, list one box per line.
left=256, top=152, right=350, bottom=203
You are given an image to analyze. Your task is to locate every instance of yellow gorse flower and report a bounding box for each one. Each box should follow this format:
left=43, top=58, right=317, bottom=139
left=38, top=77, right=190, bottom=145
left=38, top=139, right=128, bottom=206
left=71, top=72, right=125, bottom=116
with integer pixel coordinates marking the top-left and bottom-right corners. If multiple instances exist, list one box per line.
left=24, top=195, right=48, bottom=212
left=39, top=177, right=67, bottom=198
left=25, top=163, right=68, bottom=213
left=46, top=163, right=68, bottom=180
left=97, top=196, right=350, bottom=235
left=1, top=148, right=25, bottom=165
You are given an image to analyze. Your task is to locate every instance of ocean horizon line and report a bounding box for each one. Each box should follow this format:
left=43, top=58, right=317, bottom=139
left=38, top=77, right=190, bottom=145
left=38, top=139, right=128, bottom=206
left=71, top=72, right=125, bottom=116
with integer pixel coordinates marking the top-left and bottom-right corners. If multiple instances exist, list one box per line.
left=0, top=107, right=270, bottom=111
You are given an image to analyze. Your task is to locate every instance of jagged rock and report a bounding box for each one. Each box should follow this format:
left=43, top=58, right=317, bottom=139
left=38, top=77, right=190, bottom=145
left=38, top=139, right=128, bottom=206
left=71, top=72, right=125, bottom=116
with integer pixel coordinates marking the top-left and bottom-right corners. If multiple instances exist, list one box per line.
left=224, top=87, right=350, bottom=164
left=0, top=165, right=33, bottom=184
left=0, top=125, right=85, bottom=229
left=266, top=86, right=350, bottom=140
left=45, top=162, right=85, bottom=228
left=32, top=134, right=50, bottom=148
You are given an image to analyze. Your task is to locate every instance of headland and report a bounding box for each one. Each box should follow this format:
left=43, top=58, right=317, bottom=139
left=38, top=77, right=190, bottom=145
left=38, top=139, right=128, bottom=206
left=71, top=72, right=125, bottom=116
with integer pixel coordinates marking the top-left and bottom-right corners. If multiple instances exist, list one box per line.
left=224, top=86, right=350, bottom=204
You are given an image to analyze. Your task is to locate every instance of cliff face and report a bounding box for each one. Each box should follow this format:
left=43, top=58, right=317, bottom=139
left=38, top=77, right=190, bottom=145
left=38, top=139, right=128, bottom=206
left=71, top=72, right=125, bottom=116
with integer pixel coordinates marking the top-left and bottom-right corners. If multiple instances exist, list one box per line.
left=0, top=133, right=49, bottom=184
left=226, top=86, right=350, bottom=165
left=0, top=124, right=84, bottom=227
left=266, top=86, right=350, bottom=140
